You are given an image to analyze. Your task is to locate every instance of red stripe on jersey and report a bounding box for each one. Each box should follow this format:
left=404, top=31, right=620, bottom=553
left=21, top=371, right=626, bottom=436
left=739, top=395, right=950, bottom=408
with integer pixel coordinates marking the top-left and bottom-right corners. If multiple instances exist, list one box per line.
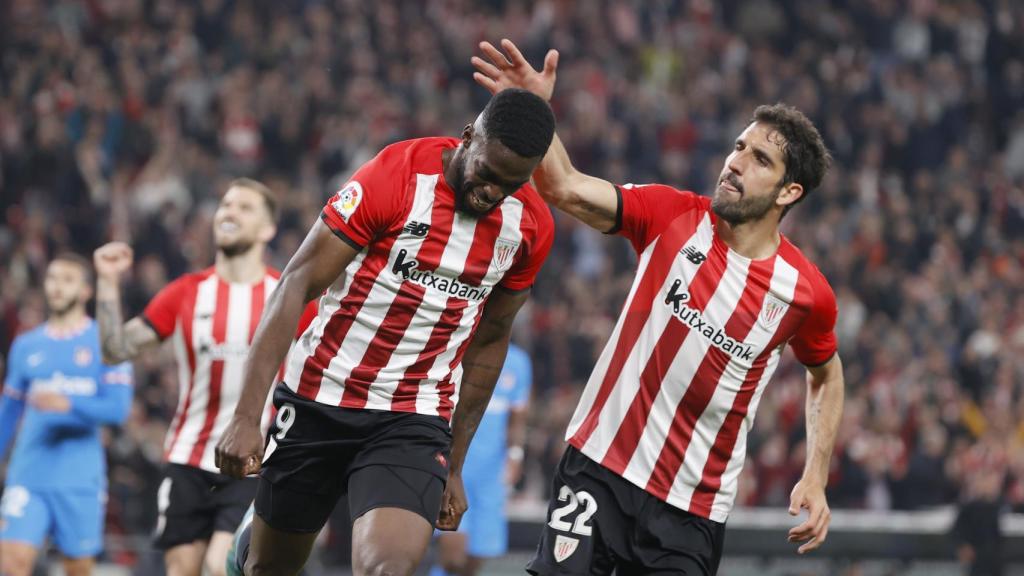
left=645, top=257, right=772, bottom=501
left=249, top=281, right=265, bottom=341
left=601, top=247, right=729, bottom=475
left=569, top=219, right=697, bottom=449
left=438, top=307, right=486, bottom=421
left=339, top=198, right=455, bottom=408
left=458, top=209, right=503, bottom=285
left=391, top=298, right=469, bottom=412
left=188, top=279, right=230, bottom=467
left=165, top=285, right=199, bottom=461
left=688, top=265, right=806, bottom=516
left=295, top=239, right=397, bottom=399
left=339, top=282, right=427, bottom=408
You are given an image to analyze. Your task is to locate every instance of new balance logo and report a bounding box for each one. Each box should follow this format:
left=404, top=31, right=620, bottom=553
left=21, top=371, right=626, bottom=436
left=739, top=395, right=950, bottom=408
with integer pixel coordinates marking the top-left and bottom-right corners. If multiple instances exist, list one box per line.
left=402, top=221, right=431, bottom=237
left=682, top=246, right=706, bottom=265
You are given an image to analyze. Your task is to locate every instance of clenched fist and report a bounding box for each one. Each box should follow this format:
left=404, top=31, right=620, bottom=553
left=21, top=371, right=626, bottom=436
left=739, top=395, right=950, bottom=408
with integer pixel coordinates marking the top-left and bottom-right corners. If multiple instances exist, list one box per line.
left=93, top=242, right=134, bottom=280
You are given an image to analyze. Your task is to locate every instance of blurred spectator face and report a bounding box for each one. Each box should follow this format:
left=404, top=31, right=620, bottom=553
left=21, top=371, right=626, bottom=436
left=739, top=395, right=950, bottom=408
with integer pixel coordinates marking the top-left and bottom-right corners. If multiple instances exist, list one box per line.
left=447, top=120, right=539, bottom=217
left=712, top=122, right=791, bottom=224
left=212, top=185, right=276, bottom=257
left=43, top=259, right=91, bottom=318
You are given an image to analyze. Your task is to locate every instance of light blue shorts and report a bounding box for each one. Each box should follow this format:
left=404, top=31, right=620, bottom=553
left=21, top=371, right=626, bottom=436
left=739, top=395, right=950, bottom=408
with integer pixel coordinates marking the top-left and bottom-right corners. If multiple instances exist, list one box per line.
left=459, top=471, right=508, bottom=558
left=0, top=485, right=105, bottom=558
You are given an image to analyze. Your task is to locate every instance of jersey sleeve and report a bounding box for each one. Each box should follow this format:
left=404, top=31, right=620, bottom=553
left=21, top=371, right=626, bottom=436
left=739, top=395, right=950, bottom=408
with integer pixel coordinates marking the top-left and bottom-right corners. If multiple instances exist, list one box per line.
left=499, top=201, right=554, bottom=291
left=321, top=145, right=405, bottom=250
left=789, top=268, right=839, bottom=367
left=0, top=338, right=29, bottom=461
left=69, top=361, right=133, bottom=425
left=142, top=276, right=189, bottom=340
left=611, top=184, right=705, bottom=254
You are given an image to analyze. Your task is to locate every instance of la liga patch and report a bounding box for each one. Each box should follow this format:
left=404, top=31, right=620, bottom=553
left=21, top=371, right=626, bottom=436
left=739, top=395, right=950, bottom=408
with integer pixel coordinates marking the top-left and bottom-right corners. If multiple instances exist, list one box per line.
left=332, top=181, right=364, bottom=223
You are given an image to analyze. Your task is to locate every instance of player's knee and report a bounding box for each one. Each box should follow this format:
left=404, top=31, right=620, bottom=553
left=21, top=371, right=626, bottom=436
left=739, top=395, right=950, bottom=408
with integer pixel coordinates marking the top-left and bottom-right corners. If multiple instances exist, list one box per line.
left=353, top=549, right=418, bottom=576
left=0, top=551, right=34, bottom=576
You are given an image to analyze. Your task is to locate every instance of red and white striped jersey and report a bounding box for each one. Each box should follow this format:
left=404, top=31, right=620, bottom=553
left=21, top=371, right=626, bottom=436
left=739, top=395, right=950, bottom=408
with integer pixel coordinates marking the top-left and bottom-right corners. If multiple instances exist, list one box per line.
left=567, top=184, right=838, bottom=523
left=143, top=267, right=282, bottom=473
left=283, top=137, right=553, bottom=420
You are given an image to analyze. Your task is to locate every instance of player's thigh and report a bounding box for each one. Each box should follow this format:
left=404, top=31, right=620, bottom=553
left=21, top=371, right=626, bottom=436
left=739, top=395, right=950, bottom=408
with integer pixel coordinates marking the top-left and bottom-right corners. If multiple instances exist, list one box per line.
left=61, top=555, right=95, bottom=576
left=435, top=531, right=469, bottom=573
left=204, top=530, right=234, bottom=576
left=49, top=488, right=104, bottom=560
left=462, top=479, right=508, bottom=559
left=165, top=540, right=208, bottom=576
left=245, top=513, right=319, bottom=576
left=348, top=464, right=444, bottom=575
left=526, top=449, right=619, bottom=576
left=0, top=540, right=40, bottom=576
left=154, top=464, right=217, bottom=552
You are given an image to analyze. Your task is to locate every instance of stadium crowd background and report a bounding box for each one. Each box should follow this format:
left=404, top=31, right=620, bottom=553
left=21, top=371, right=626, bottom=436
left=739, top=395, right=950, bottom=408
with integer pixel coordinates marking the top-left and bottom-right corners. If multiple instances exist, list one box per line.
left=1, top=0, right=1023, bottom=567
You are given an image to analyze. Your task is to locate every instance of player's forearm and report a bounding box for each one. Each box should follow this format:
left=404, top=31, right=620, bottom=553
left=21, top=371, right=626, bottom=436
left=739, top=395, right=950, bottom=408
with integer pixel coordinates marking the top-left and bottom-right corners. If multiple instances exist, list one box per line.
left=0, top=395, right=25, bottom=462
left=803, top=357, right=844, bottom=486
left=533, top=134, right=617, bottom=231
left=233, top=276, right=307, bottom=422
left=507, top=408, right=528, bottom=451
left=96, top=278, right=136, bottom=364
left=449, top=335, right=512, bottom=474
left=69, top=384, right=132, bottom=425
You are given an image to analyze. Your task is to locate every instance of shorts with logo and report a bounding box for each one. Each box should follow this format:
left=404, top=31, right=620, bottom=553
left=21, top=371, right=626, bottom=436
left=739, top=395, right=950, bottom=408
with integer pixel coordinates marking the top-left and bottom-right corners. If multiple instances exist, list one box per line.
left=527, top=446, right=726, bottom=576
left=0, top=485, right=105, bottom=558
left=256, top=385, right=451, bottom=533
left=153, top=463, right=258, bottom=550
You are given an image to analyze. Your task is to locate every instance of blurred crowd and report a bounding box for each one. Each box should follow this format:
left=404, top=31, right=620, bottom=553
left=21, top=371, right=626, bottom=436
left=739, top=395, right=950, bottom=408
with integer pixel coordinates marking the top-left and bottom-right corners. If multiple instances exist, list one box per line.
left=2, top=0, right=1024, bottom=552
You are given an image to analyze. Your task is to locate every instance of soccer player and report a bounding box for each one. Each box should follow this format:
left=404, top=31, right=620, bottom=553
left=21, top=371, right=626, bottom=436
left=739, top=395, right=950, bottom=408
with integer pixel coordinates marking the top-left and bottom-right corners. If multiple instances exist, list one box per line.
left=0, top=254, right=133, bottom=576
left=473, top=40, right=845, bottom=575
left=432, top=342, right=533, bottom=576
left=214, top=88, right=555, bottom=576
left=93, top=178, right=287, bottom=576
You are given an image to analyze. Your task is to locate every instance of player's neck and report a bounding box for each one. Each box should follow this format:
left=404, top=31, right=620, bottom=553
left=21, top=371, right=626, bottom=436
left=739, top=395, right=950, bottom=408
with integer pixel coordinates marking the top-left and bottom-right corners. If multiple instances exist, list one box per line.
left=715, top=217, right=781, bottom=261
left=47, top=308, right=89, bottom=334
left=215, top=246, right=266, bottom=284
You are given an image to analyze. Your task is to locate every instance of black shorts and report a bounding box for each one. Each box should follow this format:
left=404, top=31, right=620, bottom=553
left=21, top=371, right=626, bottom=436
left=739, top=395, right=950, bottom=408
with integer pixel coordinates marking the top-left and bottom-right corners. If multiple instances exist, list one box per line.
left=255, top=385, right=451, bottom=533
left=527, top=446, right=726, bottom=576
left=154, top=463, right=258, bottom=550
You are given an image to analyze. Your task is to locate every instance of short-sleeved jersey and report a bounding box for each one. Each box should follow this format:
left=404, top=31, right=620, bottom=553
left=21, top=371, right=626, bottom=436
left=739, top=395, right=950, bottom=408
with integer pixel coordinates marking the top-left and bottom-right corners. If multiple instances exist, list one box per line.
left=284, top=137, right=553, bottom=420
left=463, top=343, right=532, bottom=479
left=143, top=267, right=283, bottom=473
left=566, top=184, right=838, bottom=522
left=0, top=321, right=132, bottom=490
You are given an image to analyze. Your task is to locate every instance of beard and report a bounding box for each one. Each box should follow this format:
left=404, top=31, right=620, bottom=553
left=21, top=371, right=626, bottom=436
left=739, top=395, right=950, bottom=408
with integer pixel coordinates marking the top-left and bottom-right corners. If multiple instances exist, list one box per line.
left=218, top=240, right=255, bottom=258
left=47, top=296, right=81, bottom=318
left=711, top=174, right=781, bottom=225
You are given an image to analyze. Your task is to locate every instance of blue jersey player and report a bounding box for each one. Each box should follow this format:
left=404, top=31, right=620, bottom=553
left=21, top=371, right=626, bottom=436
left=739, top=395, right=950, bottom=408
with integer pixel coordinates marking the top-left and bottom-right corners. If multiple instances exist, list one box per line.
left=0, top=254, right=133, bottom=576
left=433, top=343, right=533, bottom=576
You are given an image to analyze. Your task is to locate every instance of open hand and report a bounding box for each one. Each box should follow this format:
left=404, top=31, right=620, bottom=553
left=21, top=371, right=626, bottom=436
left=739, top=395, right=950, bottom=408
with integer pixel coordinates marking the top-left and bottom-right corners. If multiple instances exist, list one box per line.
left=788, top=477, right=831, bottom=554
left=28, top=391, right=71, bottom=413
left=472, top=39, right=558, bottom=102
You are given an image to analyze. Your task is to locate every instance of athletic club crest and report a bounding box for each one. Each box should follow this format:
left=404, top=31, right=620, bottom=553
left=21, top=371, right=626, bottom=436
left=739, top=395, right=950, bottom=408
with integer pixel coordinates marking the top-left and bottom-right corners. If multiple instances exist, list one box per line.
left=759, top=293, right=789, bottom=330
left=74, top=346, right=93, bottom=366
left=553, top=535, right=579, bottom=563
left=493, top=238, right=520, bottom=272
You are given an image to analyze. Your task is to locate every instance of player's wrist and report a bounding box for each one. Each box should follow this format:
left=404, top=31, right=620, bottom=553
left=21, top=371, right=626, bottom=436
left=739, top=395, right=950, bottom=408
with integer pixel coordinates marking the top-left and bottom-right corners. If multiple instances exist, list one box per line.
left=507, top=445, right=524, bottom=461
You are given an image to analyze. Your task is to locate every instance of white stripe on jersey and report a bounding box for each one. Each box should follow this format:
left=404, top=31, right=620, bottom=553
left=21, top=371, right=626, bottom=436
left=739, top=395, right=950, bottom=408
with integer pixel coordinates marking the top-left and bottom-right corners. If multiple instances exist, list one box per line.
left=567, top=214, right=714, bottom=453
left=620, top=244, right=749, bottom=491
left=283, top=252, right=366, bottom=403
left=166, top=274, right=219, bottom=465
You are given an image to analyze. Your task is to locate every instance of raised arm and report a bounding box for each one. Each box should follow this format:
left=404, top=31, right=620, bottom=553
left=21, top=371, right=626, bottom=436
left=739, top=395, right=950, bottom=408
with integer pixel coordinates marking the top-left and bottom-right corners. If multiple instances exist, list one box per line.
left=215, top=219, right=359, bottom=478
left=472, top=39, right=618, bottom=232
left=93, top=242, right=161, bottom=364
left=788, top=354, right=844, bottom=554
left=436, top=286, right=530, bottom=530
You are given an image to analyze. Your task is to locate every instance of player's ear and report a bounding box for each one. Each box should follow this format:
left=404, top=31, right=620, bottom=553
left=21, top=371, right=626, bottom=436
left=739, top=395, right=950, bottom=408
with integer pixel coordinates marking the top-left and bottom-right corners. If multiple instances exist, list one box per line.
left=462, top=123, right=474, bottom=146
left=776, top=182, right=803, bottom=208
left=259, top=223, right=277, bottom=244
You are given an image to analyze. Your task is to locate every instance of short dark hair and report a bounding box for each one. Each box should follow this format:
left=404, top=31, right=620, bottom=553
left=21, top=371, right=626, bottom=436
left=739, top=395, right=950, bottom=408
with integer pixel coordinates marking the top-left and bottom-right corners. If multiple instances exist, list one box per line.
left=51, top=252, right=93, bottom=285
left=480, top=88, right=555, bottom=158
left=229, top=177, right=278, bottom=220
left=751, top=104, right=831, bottom=217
